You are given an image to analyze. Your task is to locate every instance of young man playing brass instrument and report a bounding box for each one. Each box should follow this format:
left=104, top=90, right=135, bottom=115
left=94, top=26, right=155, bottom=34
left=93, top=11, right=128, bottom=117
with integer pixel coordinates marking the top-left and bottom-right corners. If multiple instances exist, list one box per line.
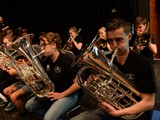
left=69, top=18, right=157, bottom=120
left=131, top=16, right=157, bottom=62
left=2, top=33, right=32, bottom=119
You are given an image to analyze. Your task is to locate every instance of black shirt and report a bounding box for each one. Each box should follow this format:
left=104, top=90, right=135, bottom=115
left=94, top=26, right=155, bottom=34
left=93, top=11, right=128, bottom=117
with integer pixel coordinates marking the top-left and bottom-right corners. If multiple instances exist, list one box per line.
left=70, top=36, right=83, bottom=56
left=42, top=52, right=74, bottom=92
left=132, top=33, right=156, bottom=63
left=111, top=50, right=157, bottom=120
left=0, top=21, right=8, bottom=31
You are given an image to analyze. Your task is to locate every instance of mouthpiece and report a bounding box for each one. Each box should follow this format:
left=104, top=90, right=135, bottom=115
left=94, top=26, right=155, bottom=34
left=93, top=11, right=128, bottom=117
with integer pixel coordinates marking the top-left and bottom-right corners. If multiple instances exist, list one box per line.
left=33, top=50, right=44, bottom=59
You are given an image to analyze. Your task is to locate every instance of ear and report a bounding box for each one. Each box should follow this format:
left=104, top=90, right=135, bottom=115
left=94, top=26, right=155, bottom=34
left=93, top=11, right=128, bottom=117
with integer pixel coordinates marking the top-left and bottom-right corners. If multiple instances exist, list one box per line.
left=128, top=33, right=132, bottom=41
left=51, top=43, right=56, bottom=49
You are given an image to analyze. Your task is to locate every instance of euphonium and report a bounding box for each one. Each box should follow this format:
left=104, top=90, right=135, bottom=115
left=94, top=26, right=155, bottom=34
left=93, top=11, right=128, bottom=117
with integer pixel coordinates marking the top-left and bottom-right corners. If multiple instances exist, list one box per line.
left=11, top=33, right=54, bottom=99
left=0, top=45, right=10, bottom=69
left=0, top=44, right=16, bottom=70
left=72, top=36, right=143, bottom=119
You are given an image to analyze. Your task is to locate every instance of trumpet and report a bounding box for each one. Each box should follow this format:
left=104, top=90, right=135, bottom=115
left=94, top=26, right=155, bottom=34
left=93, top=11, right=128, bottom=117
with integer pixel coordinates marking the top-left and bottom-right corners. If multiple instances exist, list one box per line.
left=62, top=28, right=81, bottom=51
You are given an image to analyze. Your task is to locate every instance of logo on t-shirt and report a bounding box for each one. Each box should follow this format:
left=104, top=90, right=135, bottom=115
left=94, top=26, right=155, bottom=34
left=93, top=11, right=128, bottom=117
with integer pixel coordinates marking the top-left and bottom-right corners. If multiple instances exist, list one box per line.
left=46, top=65, right=50, bottom=71
left=126, top=73, right=135, bottom=83
left=54, top=66, right=61, bottom=73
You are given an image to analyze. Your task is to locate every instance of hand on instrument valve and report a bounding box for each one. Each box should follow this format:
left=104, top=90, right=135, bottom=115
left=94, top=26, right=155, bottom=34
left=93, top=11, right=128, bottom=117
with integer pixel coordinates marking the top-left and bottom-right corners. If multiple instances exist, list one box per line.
left=6, top=58, right=28, bottom=76
left=86, top=73, right=98, bottom=85
left=86, top=73, right=119, bottom=117
left=85, top=73, right=104, bottom=86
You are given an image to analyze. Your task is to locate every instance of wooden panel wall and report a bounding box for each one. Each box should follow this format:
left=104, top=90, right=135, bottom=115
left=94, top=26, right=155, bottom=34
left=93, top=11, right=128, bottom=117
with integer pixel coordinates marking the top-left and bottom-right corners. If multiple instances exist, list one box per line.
left=150, top=0, right=160, bottom=58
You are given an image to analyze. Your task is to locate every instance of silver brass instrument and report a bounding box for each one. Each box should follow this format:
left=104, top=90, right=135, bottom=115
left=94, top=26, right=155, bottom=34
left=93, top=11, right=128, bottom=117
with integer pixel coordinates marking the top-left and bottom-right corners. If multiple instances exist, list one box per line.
left=0, top=44, right=11, bottom=69
left=0, top=44, right=17, bottom=70
left=62, top=28, right=81, bottom=51
left=11, top=34, right=54, bottom=99
left=72, top=36, right=143, bottom=119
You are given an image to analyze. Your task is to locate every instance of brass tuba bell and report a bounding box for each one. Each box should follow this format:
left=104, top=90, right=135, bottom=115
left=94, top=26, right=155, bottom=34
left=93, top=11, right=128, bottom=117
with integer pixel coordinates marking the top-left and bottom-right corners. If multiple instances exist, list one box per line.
left=10, top=34, right=54, bottom=99
left=72, top=35, right=143, bottom=119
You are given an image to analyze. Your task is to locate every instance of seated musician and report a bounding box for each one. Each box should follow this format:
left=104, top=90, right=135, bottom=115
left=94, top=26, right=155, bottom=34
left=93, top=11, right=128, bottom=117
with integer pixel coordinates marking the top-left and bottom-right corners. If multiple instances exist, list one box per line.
left=25, top=31, right=81, bottom=120
left=131, top=16, right=157, bottom=62
left=97, top=26, right=112, bottom=52
left=69, top=18, right=157, bottom=120
left=63, top=26, right=83, bottom=56
left=2, top=33, right=32, bottom=119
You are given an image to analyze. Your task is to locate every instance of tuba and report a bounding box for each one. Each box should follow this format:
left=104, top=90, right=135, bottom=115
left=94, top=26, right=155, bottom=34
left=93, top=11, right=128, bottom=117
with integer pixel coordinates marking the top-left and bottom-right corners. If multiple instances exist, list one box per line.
left=72, top=35, right=143, bottom=119
left=10, top=33, right=54, bottom=99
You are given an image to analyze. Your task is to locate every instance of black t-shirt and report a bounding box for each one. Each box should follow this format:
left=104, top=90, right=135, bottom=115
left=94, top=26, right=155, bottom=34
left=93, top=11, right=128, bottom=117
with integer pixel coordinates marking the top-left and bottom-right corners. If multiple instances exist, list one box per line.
left=0, top=21, right=8, bottom=30
left=97, top=38, right=110, bottom=51
left=110, top=50, right=157, bottom=120
left=70, top=36, right=83, bottom=56
left=139, top=34, right=156, bottom=63
left=42, top=52, right=74, bottom=92
left=131, top=33, right=156, bottom=62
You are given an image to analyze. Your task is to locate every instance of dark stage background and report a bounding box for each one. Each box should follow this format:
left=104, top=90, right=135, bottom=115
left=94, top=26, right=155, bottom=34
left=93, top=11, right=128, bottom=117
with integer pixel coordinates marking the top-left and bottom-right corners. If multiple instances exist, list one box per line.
left=0, top=0, right=149, bottom=45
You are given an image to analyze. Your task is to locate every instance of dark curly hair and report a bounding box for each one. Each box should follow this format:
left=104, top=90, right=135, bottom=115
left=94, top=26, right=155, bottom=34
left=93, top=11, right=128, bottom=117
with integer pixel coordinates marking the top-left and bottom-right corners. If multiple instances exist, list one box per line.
left=46, top=32, right=62, bottom=50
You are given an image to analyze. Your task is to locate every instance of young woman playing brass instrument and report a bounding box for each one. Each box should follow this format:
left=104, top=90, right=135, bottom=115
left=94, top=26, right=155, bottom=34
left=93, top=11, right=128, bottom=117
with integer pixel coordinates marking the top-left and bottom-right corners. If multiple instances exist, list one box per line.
left=62, top=26, right=83, bottom=56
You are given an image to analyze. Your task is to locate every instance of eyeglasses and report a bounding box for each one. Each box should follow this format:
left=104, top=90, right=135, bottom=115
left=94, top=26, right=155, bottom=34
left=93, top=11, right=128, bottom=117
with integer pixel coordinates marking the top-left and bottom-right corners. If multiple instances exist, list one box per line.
left=40, top=43, right=51, bottom=47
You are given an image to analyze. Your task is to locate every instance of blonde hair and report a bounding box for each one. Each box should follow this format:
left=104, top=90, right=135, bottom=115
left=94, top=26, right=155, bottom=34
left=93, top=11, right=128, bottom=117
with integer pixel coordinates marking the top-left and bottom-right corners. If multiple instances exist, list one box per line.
left=69, top=26, right=77, bottom=33
left=99, top=27, right=106, bottom=32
